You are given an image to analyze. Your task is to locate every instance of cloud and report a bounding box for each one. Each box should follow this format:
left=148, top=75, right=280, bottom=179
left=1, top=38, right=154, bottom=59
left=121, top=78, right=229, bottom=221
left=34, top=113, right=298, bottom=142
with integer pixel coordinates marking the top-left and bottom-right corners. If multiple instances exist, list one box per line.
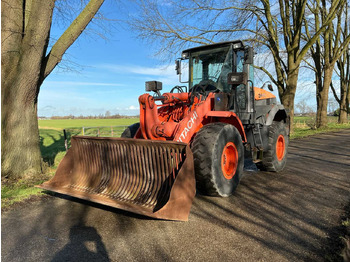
left=41, top=105, right=56, bottom=110
left=101, top=64, right=174, bottom=76
left=125, top=105, right=139, bottom=110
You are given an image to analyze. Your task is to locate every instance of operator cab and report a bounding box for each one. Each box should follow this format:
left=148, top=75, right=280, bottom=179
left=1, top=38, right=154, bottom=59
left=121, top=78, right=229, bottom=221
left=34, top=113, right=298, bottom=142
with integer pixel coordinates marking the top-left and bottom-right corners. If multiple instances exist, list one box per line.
left=177, top=40, right=255, bottom=123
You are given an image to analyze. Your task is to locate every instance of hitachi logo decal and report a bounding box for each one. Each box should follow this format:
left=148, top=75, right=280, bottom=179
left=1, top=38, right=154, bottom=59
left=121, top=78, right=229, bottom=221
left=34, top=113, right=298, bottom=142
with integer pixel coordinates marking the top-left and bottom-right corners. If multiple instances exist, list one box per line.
left=177, top=111, right=198, bottom=142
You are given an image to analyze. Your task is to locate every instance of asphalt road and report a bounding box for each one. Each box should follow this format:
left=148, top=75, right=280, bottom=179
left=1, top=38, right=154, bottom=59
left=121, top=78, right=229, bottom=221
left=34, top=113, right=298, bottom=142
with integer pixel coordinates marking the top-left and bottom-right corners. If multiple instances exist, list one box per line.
left=2, top=130, right=350, bottom=262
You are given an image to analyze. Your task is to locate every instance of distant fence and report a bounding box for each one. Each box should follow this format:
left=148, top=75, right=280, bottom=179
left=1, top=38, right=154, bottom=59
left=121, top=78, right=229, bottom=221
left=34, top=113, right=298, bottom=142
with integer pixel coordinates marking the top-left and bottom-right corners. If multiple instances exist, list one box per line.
left=60, top=126, right=129, bottom=151
left=64, top=125, right=129, bottom=138
left=81, top=125, right=129, bottom=137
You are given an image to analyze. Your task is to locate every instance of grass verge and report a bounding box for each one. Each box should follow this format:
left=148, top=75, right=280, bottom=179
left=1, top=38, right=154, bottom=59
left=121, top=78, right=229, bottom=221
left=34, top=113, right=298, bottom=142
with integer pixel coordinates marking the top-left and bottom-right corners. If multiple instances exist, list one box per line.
left=1, top=172, right=54, bottom=210
left=292, top=117, right=350, bottom=139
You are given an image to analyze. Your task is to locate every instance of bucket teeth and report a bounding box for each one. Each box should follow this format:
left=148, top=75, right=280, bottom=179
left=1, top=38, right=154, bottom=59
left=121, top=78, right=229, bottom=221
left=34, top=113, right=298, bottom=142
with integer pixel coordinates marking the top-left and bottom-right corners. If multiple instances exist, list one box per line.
left=37, top=136, right=196, bottom=221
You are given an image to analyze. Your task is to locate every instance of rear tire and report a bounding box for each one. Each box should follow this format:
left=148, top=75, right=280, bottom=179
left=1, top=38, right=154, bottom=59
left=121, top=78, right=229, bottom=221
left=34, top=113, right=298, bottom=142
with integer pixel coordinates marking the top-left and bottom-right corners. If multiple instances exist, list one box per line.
left=257, top=121, right=288, bottom=172
left=192, top=123, right=244, bottom=197
left=121, top=123, right=140, bottom=138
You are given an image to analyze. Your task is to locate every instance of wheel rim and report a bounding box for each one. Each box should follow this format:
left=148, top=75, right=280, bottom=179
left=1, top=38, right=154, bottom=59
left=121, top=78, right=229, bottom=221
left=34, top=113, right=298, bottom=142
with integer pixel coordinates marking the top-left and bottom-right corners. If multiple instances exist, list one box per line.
left=221, top=142, right=238, bottom=180
left=276, top=135, right=285, bottom=161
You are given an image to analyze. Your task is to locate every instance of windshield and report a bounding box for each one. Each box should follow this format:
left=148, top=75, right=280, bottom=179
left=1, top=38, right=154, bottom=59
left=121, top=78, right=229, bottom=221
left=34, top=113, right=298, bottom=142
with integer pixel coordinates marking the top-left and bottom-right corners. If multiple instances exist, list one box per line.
left=190, top=46, right=233, bottom=92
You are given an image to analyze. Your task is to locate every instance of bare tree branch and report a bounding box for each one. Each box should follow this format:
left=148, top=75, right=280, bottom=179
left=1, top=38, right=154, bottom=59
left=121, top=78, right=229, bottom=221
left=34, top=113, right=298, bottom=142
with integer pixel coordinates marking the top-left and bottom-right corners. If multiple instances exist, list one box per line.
left=43, top=0, right=104, bottom=79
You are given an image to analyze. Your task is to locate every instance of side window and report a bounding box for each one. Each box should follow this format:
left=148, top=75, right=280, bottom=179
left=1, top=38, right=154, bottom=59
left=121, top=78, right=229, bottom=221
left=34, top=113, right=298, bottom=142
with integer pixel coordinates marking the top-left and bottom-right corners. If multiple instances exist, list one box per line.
left=236, top=50, right=247, bottom=108
left=217, top=46, right=233, bottom=92
left=249, top=64, right=254, bottom=86
left=236, top=51, right=245, bottom=72
left=208, top=63, right=222, bottom=81
left=237, top=84, right=246, bottom=109
left=192, top=57, right=203, bottom=86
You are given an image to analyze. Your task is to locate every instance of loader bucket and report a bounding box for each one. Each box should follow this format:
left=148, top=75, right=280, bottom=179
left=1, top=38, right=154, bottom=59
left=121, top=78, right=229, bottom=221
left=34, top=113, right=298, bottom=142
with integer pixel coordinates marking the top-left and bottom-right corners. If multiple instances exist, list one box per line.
left=37, top=136, right=196, bottom=221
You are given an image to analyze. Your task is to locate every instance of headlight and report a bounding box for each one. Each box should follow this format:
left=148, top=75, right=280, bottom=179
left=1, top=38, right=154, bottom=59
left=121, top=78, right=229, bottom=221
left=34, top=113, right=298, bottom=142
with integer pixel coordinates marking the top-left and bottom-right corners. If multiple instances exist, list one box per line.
left=181, top=52, right=189, bottom=59
left=145, top=81, right=163, bottom=92
left=232, top=43, right=242, bottom=49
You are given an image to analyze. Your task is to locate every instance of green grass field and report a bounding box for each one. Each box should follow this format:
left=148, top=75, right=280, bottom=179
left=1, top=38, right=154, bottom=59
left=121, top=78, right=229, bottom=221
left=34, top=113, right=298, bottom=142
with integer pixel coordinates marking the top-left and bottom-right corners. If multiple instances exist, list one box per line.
left=39, top=118, right=139, bottom=129
left=38, top=118, right=140, bottom=166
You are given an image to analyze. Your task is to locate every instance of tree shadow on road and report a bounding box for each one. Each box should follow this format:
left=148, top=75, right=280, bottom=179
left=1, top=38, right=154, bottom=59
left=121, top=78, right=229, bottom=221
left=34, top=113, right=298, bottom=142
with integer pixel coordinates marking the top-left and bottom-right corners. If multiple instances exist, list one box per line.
left=51, top=223, right=110, bottom=262
left=47, top=199, right=112, bottom=262
left=190, top=135, right=350, bottom=261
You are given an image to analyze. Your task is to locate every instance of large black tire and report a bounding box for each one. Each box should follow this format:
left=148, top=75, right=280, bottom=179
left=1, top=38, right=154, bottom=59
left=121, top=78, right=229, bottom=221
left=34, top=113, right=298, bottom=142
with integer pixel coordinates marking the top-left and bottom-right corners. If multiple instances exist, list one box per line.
left=121, top=123, right=140, bottom=138
left=191, top=123, right=244, bottom=197
left=257, top=121, right=288, bottom=172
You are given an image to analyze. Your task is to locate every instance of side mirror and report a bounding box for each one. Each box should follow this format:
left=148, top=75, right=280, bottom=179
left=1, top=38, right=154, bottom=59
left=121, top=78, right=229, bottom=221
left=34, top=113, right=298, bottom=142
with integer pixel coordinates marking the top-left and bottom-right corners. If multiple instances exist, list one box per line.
left=227, top=72, right=248, bottom=86
left=175, top=59, right=181, bottom=75
left=261, top=81, right=274, bottom=91
left=244, top=47, right=254, bottom=65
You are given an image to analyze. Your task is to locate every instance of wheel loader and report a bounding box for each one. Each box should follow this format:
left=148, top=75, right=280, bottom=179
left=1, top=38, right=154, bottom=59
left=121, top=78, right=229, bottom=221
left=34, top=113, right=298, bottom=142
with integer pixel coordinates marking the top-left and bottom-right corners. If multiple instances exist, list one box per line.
left=38, top=40, right=289, bottom=221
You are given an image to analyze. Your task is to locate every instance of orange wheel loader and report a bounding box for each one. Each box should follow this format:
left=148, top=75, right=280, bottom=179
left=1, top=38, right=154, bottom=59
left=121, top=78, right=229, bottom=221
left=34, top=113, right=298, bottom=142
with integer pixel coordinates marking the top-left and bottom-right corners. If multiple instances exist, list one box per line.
left=38, top=40, right=289, bottom=221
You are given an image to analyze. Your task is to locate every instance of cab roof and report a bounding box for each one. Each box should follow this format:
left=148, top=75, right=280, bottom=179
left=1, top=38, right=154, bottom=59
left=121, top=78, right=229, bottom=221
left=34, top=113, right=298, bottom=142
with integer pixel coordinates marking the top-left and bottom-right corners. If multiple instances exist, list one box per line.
left=182, top=40, right=245, bottom=55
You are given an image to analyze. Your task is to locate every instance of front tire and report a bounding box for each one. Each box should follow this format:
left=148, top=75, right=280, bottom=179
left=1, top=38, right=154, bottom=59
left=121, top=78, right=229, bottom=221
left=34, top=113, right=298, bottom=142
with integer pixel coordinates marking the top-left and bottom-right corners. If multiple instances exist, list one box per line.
left=121, top=123, right=140, bottom=138
left=192, top=123, right=244, bottom=197
left=257, top=121, right=288, bottom=172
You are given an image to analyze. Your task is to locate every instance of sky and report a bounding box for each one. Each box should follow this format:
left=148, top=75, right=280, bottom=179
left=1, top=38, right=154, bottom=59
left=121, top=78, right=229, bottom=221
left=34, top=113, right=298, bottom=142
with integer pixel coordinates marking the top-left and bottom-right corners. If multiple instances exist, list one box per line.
left=38, top=1, right=182, bottom=117
left=38, top=1, right=335, bottom=117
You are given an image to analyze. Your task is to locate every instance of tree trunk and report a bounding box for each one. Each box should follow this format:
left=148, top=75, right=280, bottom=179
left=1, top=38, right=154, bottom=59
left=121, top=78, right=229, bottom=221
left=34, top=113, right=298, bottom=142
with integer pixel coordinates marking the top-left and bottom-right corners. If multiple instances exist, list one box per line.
left=338, top=107, right=348, bottom=123
left=2, top=39, right=49, bottom=178
left=281, top=91, right=295, bottom=133
left=315, top=88, right=329, bottom=128
left=279, top=66, right=299, bottom=133
left=316, top=67, right=333, bottom=128
left=1, top=0, right=55, bottom=179
left=2, top=87, right=42, bottom=179
left=338, top=81, right=348, bottom=123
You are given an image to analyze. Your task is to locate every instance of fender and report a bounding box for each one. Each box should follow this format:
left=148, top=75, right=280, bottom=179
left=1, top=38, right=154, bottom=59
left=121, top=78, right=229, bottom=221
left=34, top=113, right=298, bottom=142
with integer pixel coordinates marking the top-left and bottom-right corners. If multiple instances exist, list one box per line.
left=203, top=111, right=247, bottom=142
left=265, top=105, right=288, bottom=126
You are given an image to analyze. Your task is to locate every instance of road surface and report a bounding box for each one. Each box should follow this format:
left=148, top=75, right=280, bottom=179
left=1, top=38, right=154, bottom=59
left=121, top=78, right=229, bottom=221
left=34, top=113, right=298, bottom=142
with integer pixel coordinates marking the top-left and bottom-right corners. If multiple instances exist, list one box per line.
left=2, top=130, right=350, bottom=261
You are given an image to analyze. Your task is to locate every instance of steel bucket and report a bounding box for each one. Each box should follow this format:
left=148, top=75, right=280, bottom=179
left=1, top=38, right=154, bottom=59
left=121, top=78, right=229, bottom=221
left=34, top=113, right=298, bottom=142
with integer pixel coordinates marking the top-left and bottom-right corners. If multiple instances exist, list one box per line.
left=37, top=136, right=196, bottom=221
